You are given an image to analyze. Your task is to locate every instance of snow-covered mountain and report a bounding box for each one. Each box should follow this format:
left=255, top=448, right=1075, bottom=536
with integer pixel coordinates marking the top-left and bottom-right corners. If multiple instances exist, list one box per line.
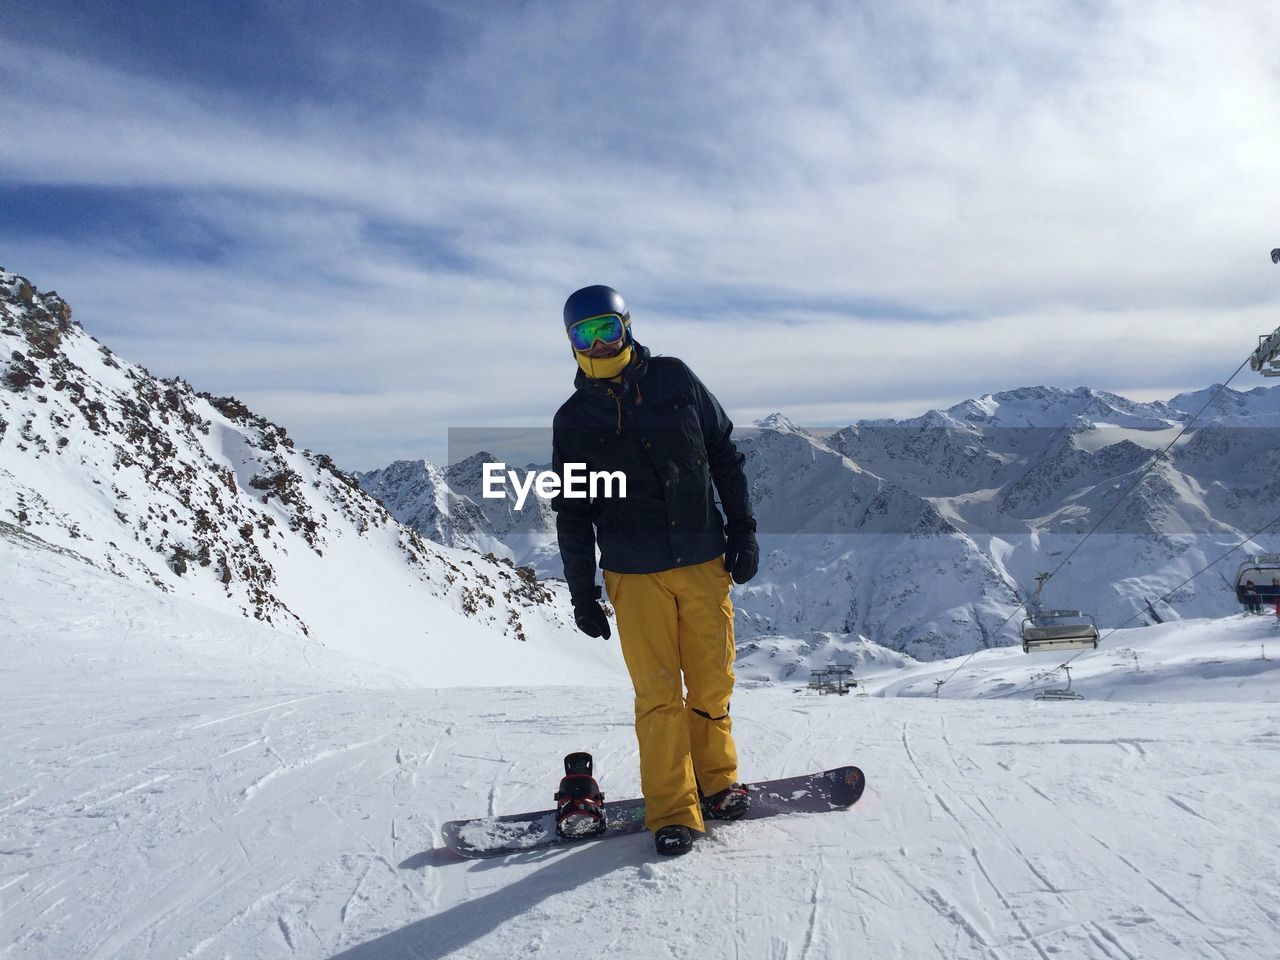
left=13, top=259, right=1266, bottom=667
left=732, top=420, right=1020, bottom=658
left=827, top=385, right=1280, bottom=629
left=354, top=451, right=559, bottom=563
left=363, top=382, right=1280, bottom=661
left=0, top=269, right=624, bottom=685
left=352, top=457, right=490, bottom=551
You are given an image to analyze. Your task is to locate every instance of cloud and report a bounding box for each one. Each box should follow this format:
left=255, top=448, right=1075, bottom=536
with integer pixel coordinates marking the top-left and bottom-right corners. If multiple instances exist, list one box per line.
left=2, top=1, right=1279, bottom=469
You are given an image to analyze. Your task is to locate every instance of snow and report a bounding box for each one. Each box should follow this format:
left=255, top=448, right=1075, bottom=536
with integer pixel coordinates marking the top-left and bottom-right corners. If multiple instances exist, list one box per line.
left=1072, top=422, right=1185, bottom=454
left=3, top=533, right=1278, bottom=960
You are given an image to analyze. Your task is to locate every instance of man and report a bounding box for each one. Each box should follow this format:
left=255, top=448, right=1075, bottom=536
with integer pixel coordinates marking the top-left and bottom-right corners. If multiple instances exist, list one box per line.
left=551, top=284, right=759, bottom=856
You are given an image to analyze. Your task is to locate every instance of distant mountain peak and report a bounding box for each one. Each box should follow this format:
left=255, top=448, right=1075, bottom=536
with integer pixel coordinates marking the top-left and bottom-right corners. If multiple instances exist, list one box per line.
left=446, top=450, right=499, bottom=482
left=754, top=412, right=804, bottom=433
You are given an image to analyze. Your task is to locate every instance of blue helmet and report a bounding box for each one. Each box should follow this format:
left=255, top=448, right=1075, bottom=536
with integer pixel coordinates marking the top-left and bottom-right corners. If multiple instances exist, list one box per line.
left=563, top=285, right=630, bottom=330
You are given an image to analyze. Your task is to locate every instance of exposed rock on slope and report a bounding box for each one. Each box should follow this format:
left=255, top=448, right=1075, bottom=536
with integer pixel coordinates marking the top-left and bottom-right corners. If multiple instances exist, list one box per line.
left=0, top=269, right=613, bottom=682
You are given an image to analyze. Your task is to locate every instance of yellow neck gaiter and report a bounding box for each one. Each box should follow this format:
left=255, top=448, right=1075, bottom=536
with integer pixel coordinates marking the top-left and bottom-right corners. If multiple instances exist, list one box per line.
left=575, top=344, right=632, bottom=380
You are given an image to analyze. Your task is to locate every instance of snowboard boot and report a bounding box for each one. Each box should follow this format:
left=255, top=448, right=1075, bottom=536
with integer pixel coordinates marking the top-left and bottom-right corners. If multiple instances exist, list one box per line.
left=654, top=823, right=695, bottom=856
left=554, top=752, right=607, bottom=839
left=701, top=782, right=750, bottom=821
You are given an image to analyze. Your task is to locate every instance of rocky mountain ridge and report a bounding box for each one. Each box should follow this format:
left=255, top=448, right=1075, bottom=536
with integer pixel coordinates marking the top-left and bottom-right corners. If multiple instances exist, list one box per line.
left=0, top=269, right=615, bottom=682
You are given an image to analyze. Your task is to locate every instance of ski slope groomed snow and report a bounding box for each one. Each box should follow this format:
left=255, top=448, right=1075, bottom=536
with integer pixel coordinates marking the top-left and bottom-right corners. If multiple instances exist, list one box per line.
left=3, top=536, right=1279, bottom=960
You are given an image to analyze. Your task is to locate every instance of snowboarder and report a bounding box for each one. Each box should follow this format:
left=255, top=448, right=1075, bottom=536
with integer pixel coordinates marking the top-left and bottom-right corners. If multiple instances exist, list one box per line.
left=551, top=285, right=759, bottom=856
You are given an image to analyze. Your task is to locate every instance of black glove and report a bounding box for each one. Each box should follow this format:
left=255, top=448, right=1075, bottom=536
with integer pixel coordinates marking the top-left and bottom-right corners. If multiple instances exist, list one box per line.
left=572, top=586, right=612, bottom=639
left=724, top=518, right=759, bottom=585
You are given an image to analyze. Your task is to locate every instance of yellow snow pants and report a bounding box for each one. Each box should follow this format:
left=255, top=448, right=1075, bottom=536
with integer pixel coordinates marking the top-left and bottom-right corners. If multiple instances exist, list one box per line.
left=603, top=555, right=739, bottom=833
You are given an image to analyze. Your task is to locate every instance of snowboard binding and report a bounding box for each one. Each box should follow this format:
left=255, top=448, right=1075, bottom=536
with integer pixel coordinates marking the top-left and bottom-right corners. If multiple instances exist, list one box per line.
left=554, top=752, right=607, bottom=839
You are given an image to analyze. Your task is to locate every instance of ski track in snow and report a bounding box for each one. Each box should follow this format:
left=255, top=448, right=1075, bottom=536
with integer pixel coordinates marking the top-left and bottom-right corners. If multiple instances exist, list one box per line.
left=4, top=688, right=1278, bottom=959
left=2, top=557, right=1279, bottom=958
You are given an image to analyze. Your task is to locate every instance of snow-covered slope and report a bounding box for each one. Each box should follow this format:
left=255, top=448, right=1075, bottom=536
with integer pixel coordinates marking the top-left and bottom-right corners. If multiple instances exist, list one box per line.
left=0, top=269, right=625, bottom=685
left=737, top=615, right=1280, bottom=703
left=3, top=533, right=1276, bottom=960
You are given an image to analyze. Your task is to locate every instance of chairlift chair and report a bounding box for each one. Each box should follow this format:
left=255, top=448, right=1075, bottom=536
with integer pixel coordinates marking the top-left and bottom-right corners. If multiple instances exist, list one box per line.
left=1021, top=573, right=1100, bottom=653
left=1234, top=555, right=1280, bottom=608
left=1021, top=610, right=1101, bottom=653
left=1034, top=685, right=1085, bottom=701
left=1034, top=665, right=1085, bottom=701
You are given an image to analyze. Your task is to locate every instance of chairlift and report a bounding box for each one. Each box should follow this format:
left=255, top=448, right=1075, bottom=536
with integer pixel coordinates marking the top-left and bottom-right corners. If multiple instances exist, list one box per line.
left=826, top=664, right=855, bottom=683
left=1234, top=555, right=1280, bottom=609
left=1034, top=665, right=1085, bottom=701
left=1250, top=325, right=1280, bottom=377
left=1251, top=248, right=1280, bottom=374
left=808, top=664, right=856, bottom=695
left=1021, top=573, right=1100, bottom=653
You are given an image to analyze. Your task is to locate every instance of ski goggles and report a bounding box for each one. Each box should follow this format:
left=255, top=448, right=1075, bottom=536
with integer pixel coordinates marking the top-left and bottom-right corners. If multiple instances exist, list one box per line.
left=567, top=313, right=627, bottom=351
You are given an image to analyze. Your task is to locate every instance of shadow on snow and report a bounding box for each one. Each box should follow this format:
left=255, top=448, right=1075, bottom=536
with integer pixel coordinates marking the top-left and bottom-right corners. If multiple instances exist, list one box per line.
left=328, top=835, right=647, bottom=959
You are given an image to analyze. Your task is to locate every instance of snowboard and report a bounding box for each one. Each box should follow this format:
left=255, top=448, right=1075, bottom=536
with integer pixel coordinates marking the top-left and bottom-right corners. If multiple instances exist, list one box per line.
left=442, top=765, right=865, bottom=859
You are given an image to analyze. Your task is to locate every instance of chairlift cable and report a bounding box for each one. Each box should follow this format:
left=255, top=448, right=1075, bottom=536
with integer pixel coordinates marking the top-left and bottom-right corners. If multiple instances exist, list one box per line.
left=1096, top=510, right=1280, bottom=642
left=1039, top=354, right=1253, bottom=587
left=988, top=508, right=1280, bottom=699
left=934, top=357, right=1250, bottom=692
left=931, top=604, right=1028, bottom=693
left=931, top=261, right=1271, bottom=692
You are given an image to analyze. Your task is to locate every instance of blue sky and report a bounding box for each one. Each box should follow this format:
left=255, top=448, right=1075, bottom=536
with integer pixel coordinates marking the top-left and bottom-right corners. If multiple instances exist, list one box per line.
left=3, top=1, right=1279, bottom=469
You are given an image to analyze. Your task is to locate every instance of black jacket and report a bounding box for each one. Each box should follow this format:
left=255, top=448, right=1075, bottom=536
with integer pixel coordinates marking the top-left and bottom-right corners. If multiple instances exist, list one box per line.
left=551, top=342, right=753, bottom=602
